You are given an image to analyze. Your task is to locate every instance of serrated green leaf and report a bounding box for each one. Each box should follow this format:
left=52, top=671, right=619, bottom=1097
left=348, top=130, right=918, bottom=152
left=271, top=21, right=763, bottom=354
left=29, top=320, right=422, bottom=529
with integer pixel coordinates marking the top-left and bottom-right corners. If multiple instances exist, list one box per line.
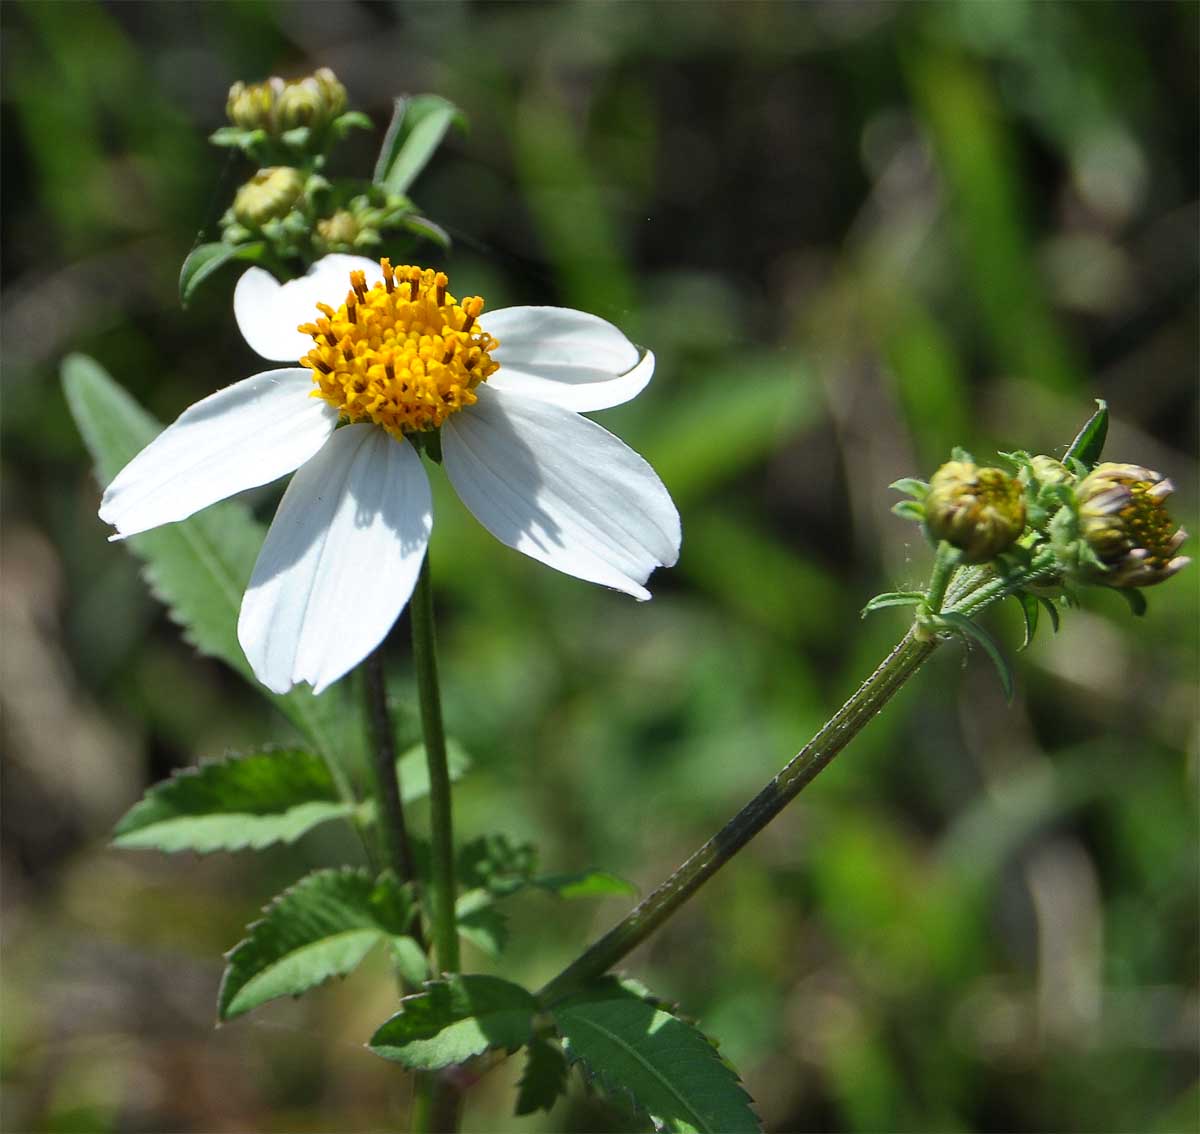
left=533, top=871, right=638, bottom=900
left=1119, top=588, right=1148, bottom=617
left=456, top=891, right=510, bottom=957
left=939, top=611, right=1014, bottom=702
left=1064, top=399, right=1108, bottom=469
left=178, top=241, right=266, bottom=307
left=61, top=355, right=351, bottom=761
left=1015, top=591, right=1039, bottom=651
left=219, top=868, right=406, bottom=1019
left=390, top=936, right=430, bottom=986
left=551, top=983, right=760, bottom=1133
left=861, top=591, right=926, bottom=617
left=113, top=748, right=352, bottom=853
left=368, top=975, right=537, bottom=1070
left=373, top=94, right=467, bottom=195
left=458, top=833, right=537, bottom=896
left=516, top=1037, right=570, bottom=1116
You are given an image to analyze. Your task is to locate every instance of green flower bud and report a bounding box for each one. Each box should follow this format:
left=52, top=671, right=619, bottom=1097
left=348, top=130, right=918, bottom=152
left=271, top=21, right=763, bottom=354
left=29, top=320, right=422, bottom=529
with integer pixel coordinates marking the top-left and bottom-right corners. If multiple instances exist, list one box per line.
left=316, top=209, right=360, bottom=246
left=274, top=67, right=348, bottom=133
left=226, top=76, right=284, bottom=131
left=1076, top=462, right=1190, bottom=587
left=925, top=460, right=1026, bottom=563
left=1029, top=455, right=1075, bottom=488
left=232, top=167, right=305, bottom=228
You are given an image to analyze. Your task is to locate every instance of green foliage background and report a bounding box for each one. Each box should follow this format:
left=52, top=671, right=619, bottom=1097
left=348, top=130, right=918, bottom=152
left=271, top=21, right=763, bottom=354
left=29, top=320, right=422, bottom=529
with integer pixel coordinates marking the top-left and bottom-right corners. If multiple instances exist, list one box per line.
left=2, top=2, right=1196, bottom=1131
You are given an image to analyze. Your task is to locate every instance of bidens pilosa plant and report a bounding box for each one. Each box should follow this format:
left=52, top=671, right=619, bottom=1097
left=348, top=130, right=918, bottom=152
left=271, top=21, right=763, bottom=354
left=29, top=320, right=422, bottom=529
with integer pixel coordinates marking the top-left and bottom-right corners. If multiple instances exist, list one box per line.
left=62, top=68, right=1189, bottom=1134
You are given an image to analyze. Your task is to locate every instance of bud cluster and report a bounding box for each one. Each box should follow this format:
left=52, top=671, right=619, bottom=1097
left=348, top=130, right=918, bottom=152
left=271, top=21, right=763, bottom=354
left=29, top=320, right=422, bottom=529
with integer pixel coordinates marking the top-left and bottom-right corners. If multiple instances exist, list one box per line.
left=893, top=440, right=1189, bottom=594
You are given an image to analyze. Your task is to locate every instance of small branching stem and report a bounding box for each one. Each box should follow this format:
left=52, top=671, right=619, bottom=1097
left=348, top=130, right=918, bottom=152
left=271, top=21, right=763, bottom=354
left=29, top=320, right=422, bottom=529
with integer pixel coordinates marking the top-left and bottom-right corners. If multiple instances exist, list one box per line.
left=535, top=553, right=1056, bottom=1007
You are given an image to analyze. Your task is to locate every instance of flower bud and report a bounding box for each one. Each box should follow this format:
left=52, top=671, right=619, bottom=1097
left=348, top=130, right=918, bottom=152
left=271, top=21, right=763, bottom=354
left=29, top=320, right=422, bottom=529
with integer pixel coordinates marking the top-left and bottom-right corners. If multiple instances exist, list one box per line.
left=274, top=67, right=348, bottom=133
left=1028, top=455, right=1074, bottom=488
left=925, top=460, right=1026, bottom=563
left=316, top=209, right=360, bottom=246
left=226, top=76, right=284, bottom=131
left=1076, top=462, right=1190, bottom=587
left=232, top=167, right=305, bottom=228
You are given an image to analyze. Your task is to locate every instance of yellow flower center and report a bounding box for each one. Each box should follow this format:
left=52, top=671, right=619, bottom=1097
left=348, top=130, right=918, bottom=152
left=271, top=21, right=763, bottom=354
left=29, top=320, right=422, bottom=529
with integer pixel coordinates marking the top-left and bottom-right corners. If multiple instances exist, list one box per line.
left=299, top=259, right=499, bottom=436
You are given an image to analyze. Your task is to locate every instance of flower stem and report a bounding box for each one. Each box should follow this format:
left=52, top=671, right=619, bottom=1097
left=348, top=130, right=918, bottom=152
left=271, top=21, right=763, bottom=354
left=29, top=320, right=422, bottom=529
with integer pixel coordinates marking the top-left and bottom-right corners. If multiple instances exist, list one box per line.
left=536, top=628, right=938, bottom=1006
left=411, top=553, right=460, bottom=975
left=365, top=645, right=418, bottom=887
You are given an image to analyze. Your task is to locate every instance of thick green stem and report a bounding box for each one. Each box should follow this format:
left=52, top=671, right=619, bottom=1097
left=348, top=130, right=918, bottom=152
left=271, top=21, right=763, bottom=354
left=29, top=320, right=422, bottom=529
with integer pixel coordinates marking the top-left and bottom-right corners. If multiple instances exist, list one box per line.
left=365, top=646, right=417, bottom=886
left=537, top=628, right=938, bottom=1005
left=411, top=553, right=460, bottom=976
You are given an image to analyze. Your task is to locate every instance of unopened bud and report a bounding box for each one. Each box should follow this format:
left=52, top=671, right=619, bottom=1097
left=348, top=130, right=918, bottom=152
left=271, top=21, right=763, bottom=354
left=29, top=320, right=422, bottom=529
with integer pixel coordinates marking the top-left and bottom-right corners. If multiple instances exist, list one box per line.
left=1077, top=462, right=1190, bottom=587
left=226, top=76, right=284, bottom=131
left=274, top=67, right=348, bottom=133
left=233, top=167, right=305, bottom=228
left=316, top=209, right=360, bottom=246
left=1029, top=455, right=1074, bottom=488
left=925, top=461, right=1026, bottom=563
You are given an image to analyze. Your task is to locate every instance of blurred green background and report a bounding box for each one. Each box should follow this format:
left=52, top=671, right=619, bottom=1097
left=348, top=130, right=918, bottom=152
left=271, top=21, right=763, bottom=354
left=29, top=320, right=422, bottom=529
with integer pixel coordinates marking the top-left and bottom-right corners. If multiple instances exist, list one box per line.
left=2, top=1, right=1197, bottom=1131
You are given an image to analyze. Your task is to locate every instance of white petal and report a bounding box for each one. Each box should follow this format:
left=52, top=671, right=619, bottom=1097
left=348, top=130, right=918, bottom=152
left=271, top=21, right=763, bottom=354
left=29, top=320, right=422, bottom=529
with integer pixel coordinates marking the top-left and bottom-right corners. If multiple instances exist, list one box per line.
left=238, top=425, right=432, bottom=695
left=443, top=386, right=680, bottom=599
left=481, top=306, right=653, bottom=411
left=99, top=369, right=339, bottom=539
left=234, top=254, right=383, bottom=362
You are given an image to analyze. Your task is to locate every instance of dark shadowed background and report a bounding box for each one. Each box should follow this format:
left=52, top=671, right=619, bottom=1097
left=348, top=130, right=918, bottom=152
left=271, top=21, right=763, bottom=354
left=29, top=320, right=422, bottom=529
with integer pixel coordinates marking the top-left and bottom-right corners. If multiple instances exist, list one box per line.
left=2, top=2, right=1197, bottom=1131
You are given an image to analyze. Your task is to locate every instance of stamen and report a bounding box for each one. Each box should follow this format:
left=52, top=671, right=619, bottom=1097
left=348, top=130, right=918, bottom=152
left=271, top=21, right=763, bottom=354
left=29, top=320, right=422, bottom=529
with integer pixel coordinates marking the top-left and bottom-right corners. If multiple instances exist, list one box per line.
left=351, top=270, right=368, bottom=303
left=382, top=258, right=395, bottom=294
left=435, top=272, right=448, bottom=307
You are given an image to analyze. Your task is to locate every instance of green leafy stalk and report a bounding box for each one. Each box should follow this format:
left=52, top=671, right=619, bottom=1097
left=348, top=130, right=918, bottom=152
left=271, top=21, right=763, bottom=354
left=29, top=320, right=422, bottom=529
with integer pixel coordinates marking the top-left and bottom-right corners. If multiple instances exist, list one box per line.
left=411, top=554, right=460, bottom=976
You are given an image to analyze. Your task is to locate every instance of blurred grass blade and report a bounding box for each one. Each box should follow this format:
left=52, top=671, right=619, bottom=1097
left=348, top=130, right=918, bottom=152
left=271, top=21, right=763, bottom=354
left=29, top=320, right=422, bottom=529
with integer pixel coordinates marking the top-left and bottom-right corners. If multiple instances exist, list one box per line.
left=373, top=94, right=467, bottom=195
left=61, top=353, right=352, bottom=760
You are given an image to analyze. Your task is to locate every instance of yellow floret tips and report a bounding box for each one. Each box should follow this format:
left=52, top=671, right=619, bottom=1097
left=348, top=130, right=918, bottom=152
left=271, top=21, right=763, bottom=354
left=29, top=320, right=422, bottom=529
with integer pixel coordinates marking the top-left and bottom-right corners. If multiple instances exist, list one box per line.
left=299, top=261, right=500, bottom=436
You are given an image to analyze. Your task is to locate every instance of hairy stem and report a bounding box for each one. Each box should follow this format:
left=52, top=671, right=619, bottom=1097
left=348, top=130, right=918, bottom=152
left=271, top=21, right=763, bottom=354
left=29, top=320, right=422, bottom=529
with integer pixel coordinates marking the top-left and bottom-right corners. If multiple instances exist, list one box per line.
left=366, top=646, right=417, bottom=885
left=537, top=628, right=938, bottom=1005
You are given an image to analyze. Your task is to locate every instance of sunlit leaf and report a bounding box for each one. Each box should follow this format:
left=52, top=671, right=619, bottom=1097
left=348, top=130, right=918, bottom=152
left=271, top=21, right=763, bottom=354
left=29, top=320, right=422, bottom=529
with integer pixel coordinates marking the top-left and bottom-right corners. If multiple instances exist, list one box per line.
left=179, top=241, right=266, bottom=307
left=373, top=94, right=467, bottom=195
left=219, top=868, right=412, bottom=1020
left=551, top=981, right=760, bottom=1133
left=368, top=975, right=537, bottom=1069
left=113, top=748, right=352, bottom=853
left=1064, top=399, right=1109, bottom=469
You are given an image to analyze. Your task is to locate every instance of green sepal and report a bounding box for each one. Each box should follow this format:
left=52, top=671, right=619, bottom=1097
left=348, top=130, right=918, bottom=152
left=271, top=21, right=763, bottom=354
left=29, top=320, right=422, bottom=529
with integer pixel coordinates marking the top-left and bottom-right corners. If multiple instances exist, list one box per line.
left=861, top=591, right=926, bottom=618
left=515, top=1037, right=570, bottom=1116
left=331, top=110, right=373, bottom=139
left=950, top=445, right=976, bottom=464
left=112, top=747, right=352, bottom=854
left=368, top=974, right=538, bottom=1070
left=178, top=241, right=266, bottom=307
left=1119, top=588, right=1148, bottom=617
left=218, top=868, right=414, bottom=1020
left=550, top=980, right=761, bottom=1133
left=890, top=477, right=930, bottom=499
left=401, top=213, right=452, bottom=248
left=1064, top=399, right=1108, bottom=469
left=1037, top=595, right=1061, bottom=633
left=373, top=94, right=468, bottom=195
left=1014, top=591, right=1038, bottom=651
left=208, top=125, right=266, bottom=150
left=891, top=500, right=926, bottom=522
left=938, top=611, right=1014, bottom=702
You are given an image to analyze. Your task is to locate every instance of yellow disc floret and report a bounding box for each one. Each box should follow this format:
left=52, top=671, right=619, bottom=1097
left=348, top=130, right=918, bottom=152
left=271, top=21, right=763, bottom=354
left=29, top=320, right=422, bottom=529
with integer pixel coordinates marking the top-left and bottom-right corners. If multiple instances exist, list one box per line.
left=299, top=260, right=500, bottom=436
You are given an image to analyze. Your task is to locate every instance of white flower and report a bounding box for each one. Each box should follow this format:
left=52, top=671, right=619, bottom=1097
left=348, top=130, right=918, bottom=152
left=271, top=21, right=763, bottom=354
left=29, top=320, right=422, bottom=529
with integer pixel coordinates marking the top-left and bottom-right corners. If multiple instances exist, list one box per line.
left=100, top=254, right=681, bottom=695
